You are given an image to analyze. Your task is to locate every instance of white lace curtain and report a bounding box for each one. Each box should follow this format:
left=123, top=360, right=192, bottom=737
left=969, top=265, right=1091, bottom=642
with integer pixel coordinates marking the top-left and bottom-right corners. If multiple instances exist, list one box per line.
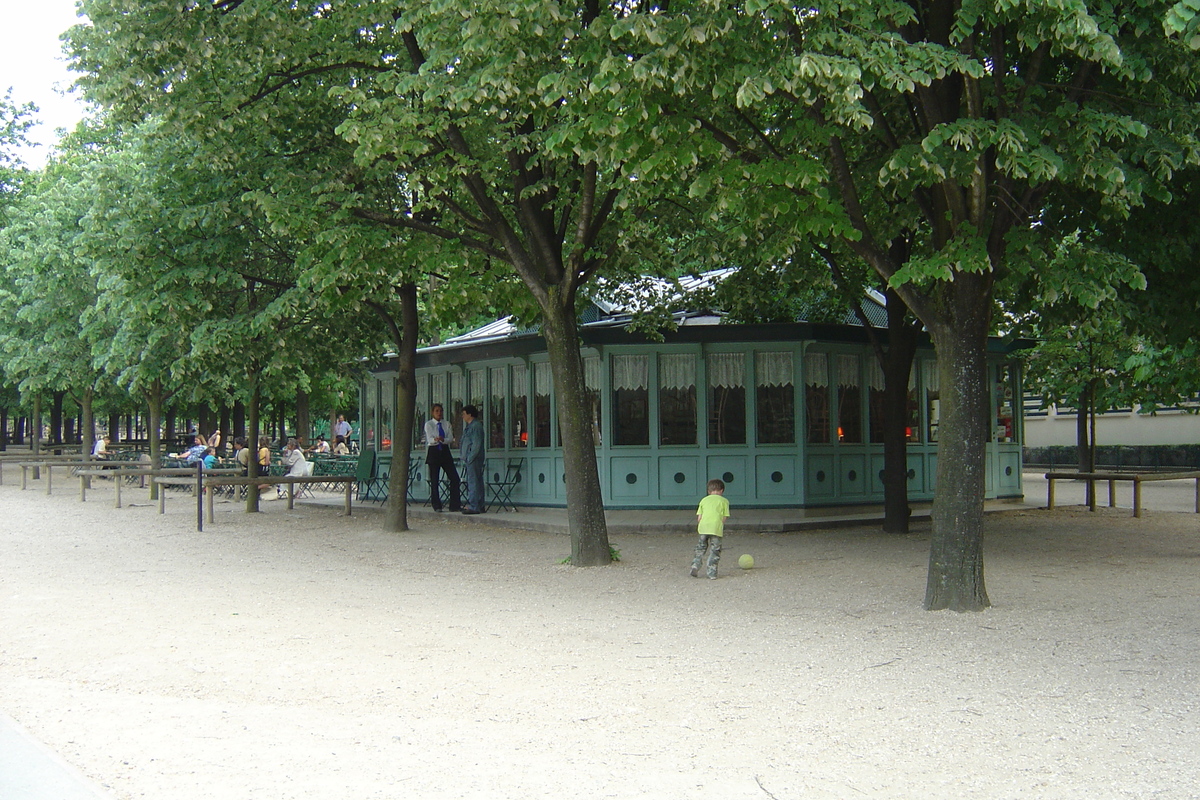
left=838, top=354, right=860, bottom=388
left=659, top=353, right=696, bottom=390
left=805, top=352, right=828, bottom=388
left=535, top=362, right=552, bottom=396
left=612, top=354, right=649, bottom=391
left=511, top=364, right=527, bottom=397
left=922, top=360, right=939, bottom=393
left=451, top=371, right=463, bottom=404
left=707, top=352, right=745, bottom=388
left=756, top=351, right=793, bottom=388
left=584, top=357, right=601, bottom=390
left=432, top=372, right=446, bottom=406
left=866, top=361, right=918, bottom=392
left=490, top=366, right=507, bottom=397
left=469, top=369, right=484, bottom=405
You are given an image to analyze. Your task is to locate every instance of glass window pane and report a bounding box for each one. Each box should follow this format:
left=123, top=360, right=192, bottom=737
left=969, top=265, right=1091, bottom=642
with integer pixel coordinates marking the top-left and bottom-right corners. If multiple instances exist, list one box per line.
left=707, top=352, right=746, bottom=445
left=585, top=356, right=602, bottom=446
left=659, top=353, right=696, bottom=445
left=805, top=352, right=830, bottom=444
left=836, top=354, right=862, bottom=443
left=756, top=351, right=794, bottom=444
left=489, top=366, right=507, bottom=449
left=995, top=363, right=1016, bottom=442
left=612, top=354, right=649, bottom=446
left=924, top=360, right=940, bottom=442
left=451, top=371, right=464, bottom=442
left=364, top=381, right=378, bottom=450
left=512, top=364, right=528, bottom=447
left=534, top=362, right=552, bottom=448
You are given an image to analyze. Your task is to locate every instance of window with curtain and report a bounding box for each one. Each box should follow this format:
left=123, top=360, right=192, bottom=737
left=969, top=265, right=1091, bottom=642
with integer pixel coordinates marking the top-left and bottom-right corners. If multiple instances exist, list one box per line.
left=756, top=351, right=794, bottom=444
left=805, top=352, right=830, bottom=444
left=585, top=356, right=602, bottom=446
left=489, top=366, right=507, bottom=449
left=659, top=353, right=697, bottom=445
left=431, top=372, right=446, bottom=412
left=836, top=353, right=862, bottom=443
left=450, top=371, right=464, bottom=442
left=868, top=361, right=920, bottom=443
left=707, top=352, right=746, bottom=445
left=534, top=362, right=551, bottom=447
left=364, top=382, right=378, bottom=451
left=512, top=364, right=528, bottom=447
left=612, top=354, right=649, bottom=446
left=923, top=360, right=940, bottom=442
left=469, top=369, right=485, bottom=408
left=384, top=376, right=398, bottom=450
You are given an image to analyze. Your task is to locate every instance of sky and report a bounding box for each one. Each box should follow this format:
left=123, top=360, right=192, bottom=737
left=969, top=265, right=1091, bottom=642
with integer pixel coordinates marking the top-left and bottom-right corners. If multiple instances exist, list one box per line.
left=1, top=0, right=91, bottom=166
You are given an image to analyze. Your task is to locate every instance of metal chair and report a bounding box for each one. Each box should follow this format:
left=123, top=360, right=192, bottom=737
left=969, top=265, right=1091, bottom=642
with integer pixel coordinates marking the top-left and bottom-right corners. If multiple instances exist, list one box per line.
left=486, top=458, right=523, bottom=512
left=355, top=449, right=385, bottom=502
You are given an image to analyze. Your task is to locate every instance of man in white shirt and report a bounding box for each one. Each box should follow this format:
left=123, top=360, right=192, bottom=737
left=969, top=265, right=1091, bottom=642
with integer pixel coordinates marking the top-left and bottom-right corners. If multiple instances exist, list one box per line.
left=333, top=415, right=352, bottom=443
left=423, top=404, right=461, bottom=512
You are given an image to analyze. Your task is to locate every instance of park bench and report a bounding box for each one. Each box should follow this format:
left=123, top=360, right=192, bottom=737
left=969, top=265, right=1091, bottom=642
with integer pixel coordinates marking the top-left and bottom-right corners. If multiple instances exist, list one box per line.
left=1044, top=470, right=1200, bottom=518
left=196, top=475, right=356, bottom=521
left=16, top=460, right=101, bottom=494
left=0, top=452, right=89, bottom=485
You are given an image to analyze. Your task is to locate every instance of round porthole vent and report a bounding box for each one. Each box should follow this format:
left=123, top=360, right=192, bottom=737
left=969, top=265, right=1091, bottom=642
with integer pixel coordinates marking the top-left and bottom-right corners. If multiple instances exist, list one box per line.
left=771, top=471, right=783, bottom=483
left=625, top=473, right=638, bottom=484
left=674, top=472, right=686, bottom=484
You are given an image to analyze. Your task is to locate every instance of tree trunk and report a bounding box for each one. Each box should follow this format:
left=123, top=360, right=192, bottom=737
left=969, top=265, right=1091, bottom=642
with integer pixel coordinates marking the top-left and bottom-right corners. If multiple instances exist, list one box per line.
left=881, top=289, right=919, bottom=534
left=246, top=377, right=262, bottom=512
left=51, top=390, right=65, bottom=446
left=32, top=397, right=42, bottom=457
left=384, top=284, right=419, bottom=533
left=108, top=412, right=121, bottom=443
left=923, top=276, right=991, bottom=612
left=148, top=381, right=163, bottom=501
left=296, top=389, right=311, bottom=447
left=233, top=401, right=245, bottom=440
left=81, top=387, right=95, bottom=460
left=542, top=296, right=611, bottom=566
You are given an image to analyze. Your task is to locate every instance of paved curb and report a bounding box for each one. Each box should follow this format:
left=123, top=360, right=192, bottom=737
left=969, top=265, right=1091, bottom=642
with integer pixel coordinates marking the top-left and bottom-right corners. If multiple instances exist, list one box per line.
left=0, top=713, right=115, bottom=800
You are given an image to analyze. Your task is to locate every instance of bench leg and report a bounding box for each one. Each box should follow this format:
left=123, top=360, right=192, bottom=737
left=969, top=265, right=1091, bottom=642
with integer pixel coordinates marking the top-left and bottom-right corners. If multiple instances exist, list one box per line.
left=1047, top=478, right=1055, bottom=510
left=344, top=481, right=352, bottom=516
left=80, top=475, right=87, bottom=502
left=46, top=467, right=52, bottom=496
left=287, top=484, right=295, bottom=510
left=207, top=486, right=215, bottom=525
left=159, top=484, right=166, bottom=515
left=115, top=478, right=122, bottom=509
left=1134, top=479, right=1142, bottom=518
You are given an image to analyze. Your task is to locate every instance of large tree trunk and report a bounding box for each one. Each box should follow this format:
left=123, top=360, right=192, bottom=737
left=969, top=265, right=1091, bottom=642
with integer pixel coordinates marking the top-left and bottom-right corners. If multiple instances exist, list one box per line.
left=81, top=387, right=95, bottom=460
left=51, top=390, right=65, bottom=446
left=924, top=276, right=991, bottom=612
left=246, top=376, right=262, bottom=512
left=148, top=381, right=164, bottom=501
left=296, top=389, right=311, bottom=447
left=384, top=284, right=419, bottom=533
left=542, top=295, right=611, bottom=566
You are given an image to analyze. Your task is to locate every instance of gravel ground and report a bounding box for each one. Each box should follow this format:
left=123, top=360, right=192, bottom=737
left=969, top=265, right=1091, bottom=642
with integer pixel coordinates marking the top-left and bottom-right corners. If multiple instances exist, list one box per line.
left=2, top=483, right=1198, bottom=799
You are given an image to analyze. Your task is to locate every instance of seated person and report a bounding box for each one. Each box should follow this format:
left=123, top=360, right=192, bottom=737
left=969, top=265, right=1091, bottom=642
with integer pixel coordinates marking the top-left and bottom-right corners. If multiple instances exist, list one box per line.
left=202, top=447, right=219, bottom=470
left=277, top=438, right=309, bottom=498
left=331, top=435, right=349, bottom=455
left=174, top=435, right=208, bottom=465
left=92, top=435, right=110, bottom=459
left=309, top=435, right=331, bottom=454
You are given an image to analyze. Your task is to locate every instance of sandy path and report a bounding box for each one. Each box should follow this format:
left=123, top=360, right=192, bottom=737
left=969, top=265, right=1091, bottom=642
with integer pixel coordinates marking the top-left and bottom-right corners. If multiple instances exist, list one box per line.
left=2, top=484, right=1199, bottom=799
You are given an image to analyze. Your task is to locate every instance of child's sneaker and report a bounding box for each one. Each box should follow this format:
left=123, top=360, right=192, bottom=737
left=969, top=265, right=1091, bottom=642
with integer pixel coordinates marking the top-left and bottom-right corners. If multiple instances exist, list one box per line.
left=690, top=566, right=699, bottom=578
left=707, top=573, right=717, bottom=580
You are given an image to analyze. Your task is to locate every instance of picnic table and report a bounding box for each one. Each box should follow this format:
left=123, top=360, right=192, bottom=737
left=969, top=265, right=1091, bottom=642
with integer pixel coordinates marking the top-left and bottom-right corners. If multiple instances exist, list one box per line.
left=1044, top=470, right=1200, bottom=518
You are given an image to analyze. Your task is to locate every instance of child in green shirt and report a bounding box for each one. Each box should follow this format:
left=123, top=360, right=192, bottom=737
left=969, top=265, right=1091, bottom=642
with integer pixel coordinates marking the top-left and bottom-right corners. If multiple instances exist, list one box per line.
left=691, top=478, right=730, bottom=580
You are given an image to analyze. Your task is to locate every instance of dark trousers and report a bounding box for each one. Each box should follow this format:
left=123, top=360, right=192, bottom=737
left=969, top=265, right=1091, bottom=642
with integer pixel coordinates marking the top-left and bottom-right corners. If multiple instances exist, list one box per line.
left=426, top=445, right=461, bottom=511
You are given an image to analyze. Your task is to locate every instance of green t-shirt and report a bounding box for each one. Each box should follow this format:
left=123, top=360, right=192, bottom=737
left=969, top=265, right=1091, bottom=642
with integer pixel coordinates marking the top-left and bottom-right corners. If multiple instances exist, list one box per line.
left=696, top=493, right=730, bottom=536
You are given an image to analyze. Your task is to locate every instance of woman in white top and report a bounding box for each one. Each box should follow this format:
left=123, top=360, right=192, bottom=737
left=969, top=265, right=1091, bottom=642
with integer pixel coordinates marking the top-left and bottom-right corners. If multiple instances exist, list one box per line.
left=277, top=438, right=309, bottom=498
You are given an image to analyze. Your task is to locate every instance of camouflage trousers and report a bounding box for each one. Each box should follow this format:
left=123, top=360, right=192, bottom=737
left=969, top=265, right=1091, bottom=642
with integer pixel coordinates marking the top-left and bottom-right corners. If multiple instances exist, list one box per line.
left=692, top=534, right=723, bottom=578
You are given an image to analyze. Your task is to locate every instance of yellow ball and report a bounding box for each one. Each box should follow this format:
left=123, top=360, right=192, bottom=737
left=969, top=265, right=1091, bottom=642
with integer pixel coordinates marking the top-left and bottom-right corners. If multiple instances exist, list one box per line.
left=738, top=554, right=754, bottom=569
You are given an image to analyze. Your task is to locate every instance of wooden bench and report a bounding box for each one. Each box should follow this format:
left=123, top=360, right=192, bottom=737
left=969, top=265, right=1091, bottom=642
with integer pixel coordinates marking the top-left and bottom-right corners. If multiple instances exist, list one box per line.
left=1, top=453, right=91, bottom=486
left=198, top=475, right=356, bottom=522
left=16, top=460, right=101, bottom=494
left=1045, top=470, right=1200, bottom=518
